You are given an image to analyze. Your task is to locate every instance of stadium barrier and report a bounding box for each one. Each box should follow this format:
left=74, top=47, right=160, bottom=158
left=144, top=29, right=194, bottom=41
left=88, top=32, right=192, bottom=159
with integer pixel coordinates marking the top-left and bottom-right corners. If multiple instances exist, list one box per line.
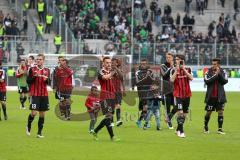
left=2, top=40, right=240, bottom=67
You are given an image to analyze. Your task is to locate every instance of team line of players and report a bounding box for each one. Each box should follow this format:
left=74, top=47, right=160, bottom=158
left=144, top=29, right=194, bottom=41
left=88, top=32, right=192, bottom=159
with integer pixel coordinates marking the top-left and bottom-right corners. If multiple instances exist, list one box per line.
left=0, top=53, right=228, bottom=139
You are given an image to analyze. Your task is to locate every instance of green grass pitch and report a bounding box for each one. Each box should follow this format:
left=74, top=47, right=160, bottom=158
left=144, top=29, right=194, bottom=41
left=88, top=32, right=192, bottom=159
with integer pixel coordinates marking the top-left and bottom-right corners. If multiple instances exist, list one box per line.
left=0, top=91, right=239, bottom=160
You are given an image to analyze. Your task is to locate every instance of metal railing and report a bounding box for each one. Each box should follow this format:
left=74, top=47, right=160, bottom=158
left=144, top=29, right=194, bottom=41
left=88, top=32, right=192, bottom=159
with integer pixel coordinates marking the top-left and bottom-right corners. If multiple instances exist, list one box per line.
left=1, top=40, right=240, bottom=67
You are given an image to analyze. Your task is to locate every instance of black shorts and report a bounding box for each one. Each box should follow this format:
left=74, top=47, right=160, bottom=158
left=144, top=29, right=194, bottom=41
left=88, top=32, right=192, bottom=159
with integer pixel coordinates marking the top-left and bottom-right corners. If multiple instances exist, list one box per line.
left=56, top=91, right=71, bottom=101
left=30, top=96, right=49, bottom=111
left=115, top=92, right=122, bottom=105
left=100, top=99, right=115, bottom=115
left=0, top=92, right=6, bottom=101
left=205, top=98, right=225, bottom=112
left=162, top=93, right=174, bottom=106
left=174, top=97, right=190, bottom=113
left=138, top=99, right=147, bottom=111
left=18, top=86, right=28, bottom=93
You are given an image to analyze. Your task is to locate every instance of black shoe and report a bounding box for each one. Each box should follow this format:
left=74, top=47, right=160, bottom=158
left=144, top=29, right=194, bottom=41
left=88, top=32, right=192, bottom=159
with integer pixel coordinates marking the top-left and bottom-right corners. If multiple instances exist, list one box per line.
left=4, top=114, right=7, bottom=120
left=116, top=121, right=123, bottom=127
left=37, top=134, right=44, bottom=138
left=156, top=127, right=161, bottom=131
left=217, top=128, right=226, bottom=135
left=204, top=126, right=209, bottom=134
left=168, top=121, right=174, bottom=129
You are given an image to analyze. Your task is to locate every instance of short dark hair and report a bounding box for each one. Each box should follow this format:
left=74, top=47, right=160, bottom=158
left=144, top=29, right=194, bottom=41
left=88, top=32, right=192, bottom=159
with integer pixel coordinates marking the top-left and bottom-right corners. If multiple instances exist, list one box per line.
left=140, top=59, right=147, bottom=62
left=212, top=58, right=221, bottom=64
left=91, top=86, right=98, bottom=91
left=176, top=54, right=185, bottom=61
left=166, top=52, right=174, bottom=57
left=103, top=56, right=111, bottom=62
left=112, top=57, right=121, bottom=67
left=29, top=55, right=34, bottom=60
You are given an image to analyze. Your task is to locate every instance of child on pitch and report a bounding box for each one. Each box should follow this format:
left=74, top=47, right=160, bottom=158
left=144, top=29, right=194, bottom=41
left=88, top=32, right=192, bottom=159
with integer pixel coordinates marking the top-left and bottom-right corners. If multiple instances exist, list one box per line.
left=85, top=86, right=101, bottom=133
left=143, top=83, right=161, bottom=130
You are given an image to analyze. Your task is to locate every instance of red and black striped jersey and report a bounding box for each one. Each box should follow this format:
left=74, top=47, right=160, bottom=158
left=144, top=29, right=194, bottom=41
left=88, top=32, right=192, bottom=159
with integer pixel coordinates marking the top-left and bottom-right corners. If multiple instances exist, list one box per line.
left=111, top=70, right=123, bottom=92
left=27, top=66, right=50, bottom=96
left=16, top=66, right=28, bottom=78
left=53, top=66, right=74, bottom=94
left=171, top=67, right=192, bottom=98
left=0, top=69, right=6, bottom=92
left=98, top=69, right=115, bottom=100
left=211, top=81, right=218, bottom=97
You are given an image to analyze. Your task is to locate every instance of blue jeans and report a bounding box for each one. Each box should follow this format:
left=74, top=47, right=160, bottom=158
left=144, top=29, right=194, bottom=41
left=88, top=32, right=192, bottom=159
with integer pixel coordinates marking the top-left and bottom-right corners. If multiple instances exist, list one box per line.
left=155, top=15, right=161, bottom=27
left=144, top=100, right=160, bottom=128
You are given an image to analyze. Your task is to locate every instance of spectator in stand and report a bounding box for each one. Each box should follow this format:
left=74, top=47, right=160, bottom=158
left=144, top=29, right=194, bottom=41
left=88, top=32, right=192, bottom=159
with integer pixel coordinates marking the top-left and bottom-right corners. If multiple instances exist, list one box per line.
left=219, top=13, right=224, bottom=22
left=204, top=0, right=208, bottom=9
left=142, top=7, right=148, bottom=24
left=185, top=0, right=192, bottom=13
left=150, top=0, right=158, bottom=21
left=220, top=0, right=225, bottom=8
left=97, top=0, right=105, bottom=21
left=20, top=16, right=28, bottom=35
left=176, top=13, right=181, bottom=26
left=189, top=16, right=195, bottom=31
left=37, top=0, right=45, bottom=23
left=164, top=4, right=172, bottom=16
left=155, top=7, right=161, bottom=27
left=208, top=21, right=216, bottom=37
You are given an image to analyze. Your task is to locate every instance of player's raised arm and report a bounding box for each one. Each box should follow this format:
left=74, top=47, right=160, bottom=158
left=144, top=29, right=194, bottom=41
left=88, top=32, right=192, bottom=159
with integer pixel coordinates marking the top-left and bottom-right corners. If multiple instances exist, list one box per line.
left=160, top=63, right=172, bottom=79
left=26, top=67, right=36, bottom=84
left=204, top=65, right=219, bottom=85
left=170, top=67, right=177, bottom=82
left=183, top=67, right=193, bottom=81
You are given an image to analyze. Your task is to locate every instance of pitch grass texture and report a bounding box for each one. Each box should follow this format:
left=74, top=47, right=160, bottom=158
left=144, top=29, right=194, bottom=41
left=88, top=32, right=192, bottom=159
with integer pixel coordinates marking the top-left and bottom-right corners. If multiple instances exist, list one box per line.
left=0, top=92, right=239, bottom=160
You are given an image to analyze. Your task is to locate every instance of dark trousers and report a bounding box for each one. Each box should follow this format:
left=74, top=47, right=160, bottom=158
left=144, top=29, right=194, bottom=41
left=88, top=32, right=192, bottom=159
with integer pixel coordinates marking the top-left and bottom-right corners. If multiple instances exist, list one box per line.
left=38, top=11, right=45, bottom=22
left=220, top=0, right=225, bottom=7
left=30, top=0, right=36, bottom=9
left=45, top=24, right=51, bottom=33
left=55, top=45, right=61, bottom=54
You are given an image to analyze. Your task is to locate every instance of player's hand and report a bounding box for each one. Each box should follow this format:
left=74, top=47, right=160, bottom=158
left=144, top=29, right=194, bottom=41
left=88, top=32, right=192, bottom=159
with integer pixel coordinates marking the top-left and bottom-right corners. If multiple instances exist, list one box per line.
left=38, top=74, right=48, bottom=80
left=216, top=67, right=220, bottom=74
left=110, top=70, right=116, bottom=76
left=146, top=70, right=152, bottom=77
left=182, top=64, right=185, bottom=70
left=183, top=67, right=188, bottom=74
left=42, top=75, right=48, bottom=81
left=19, top=70, right=24, bottom=74
left=34, top=71, right=38, bottom=77
left=176, top=65, right=180, bottom=70
left=0, top=79, right=4, bottom=83
left=170, top=61, right=174, bottom=67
